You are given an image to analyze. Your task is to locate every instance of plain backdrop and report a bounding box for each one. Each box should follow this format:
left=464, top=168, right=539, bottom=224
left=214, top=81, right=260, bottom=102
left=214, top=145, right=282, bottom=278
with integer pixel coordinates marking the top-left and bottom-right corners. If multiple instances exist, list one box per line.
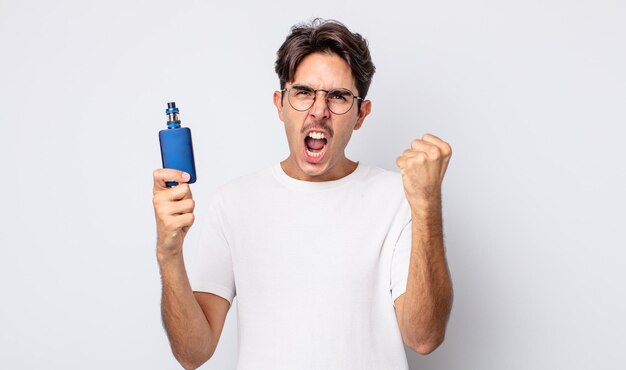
left=1, top=0, right=625, bottom=369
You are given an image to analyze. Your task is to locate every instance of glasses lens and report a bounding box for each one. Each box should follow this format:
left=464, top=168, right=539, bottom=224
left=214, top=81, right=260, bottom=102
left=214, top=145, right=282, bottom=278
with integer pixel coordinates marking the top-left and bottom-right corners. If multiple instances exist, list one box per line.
left=288, top=87, right=315, bottom=111
left=327, top=89, right=354, bottom=115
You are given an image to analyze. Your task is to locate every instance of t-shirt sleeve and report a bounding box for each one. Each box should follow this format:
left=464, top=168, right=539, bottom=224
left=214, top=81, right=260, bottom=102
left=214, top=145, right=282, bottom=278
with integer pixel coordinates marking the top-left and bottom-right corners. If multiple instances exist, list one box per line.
left=187, top=191, right=236, bottom=304
left=390, top=198, right=412, bottom=307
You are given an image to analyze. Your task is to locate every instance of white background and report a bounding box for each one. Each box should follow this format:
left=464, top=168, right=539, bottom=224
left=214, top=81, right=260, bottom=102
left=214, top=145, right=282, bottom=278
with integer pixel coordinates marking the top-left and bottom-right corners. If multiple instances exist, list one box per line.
left=1, top=0, right=625, bottom=369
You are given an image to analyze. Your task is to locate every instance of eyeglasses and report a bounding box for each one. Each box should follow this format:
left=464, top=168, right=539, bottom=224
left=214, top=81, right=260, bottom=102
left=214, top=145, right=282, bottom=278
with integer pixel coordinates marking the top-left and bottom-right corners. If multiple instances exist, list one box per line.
left=281, top=84, right=364, bottom=115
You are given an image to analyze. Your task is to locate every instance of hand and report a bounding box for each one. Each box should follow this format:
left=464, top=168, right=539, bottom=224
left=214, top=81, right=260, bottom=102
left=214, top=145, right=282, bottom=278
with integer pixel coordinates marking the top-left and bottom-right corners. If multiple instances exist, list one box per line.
left=152, top=169, right=195, bottom=259
left=396, top=134, right=452, bottom=209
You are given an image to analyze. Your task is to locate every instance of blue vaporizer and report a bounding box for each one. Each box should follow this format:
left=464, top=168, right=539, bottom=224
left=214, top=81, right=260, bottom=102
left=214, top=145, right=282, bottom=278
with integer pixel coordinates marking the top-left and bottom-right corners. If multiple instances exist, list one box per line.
left=159, top=102, right=197, bottom=187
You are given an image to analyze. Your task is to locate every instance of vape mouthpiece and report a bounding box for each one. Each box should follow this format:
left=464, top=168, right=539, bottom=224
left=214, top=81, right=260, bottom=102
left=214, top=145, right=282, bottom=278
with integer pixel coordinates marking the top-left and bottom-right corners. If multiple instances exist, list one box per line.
left=167, top=102, right=176, bottom=109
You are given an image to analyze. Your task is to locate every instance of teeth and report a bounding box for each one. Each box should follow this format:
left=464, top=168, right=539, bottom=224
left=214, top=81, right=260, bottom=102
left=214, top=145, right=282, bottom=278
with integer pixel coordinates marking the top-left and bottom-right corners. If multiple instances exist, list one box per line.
left=307, top=132, right=326, bottom=140
left=306, top=148, right=323, bottom=157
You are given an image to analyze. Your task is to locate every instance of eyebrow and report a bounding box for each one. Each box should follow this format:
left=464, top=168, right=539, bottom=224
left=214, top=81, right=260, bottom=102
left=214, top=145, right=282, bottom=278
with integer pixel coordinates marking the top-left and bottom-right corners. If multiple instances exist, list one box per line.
left=291, top=84, right=351, bottom=93
left=291, top=84, right=314, bottom=91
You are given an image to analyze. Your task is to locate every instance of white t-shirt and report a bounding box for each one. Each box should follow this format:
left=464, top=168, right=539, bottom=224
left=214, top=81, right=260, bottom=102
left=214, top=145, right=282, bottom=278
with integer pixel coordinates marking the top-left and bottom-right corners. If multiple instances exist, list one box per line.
left=188, top=162, right=413, bottom=370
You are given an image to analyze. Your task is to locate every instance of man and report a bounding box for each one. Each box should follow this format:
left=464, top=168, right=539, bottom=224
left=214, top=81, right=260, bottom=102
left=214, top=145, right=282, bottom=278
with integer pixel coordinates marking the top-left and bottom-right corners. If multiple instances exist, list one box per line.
left=153, top=19, right=453, bottom=370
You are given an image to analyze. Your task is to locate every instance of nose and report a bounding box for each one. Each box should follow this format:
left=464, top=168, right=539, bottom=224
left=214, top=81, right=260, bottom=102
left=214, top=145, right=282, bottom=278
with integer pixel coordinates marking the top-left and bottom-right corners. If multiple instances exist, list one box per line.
left=309, top=91, right=330, bottom=120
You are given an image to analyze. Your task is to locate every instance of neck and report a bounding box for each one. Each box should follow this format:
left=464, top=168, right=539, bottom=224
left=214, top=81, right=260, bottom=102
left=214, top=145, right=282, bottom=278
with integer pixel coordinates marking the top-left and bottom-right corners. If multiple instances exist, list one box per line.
left=280, top=155, right=358, bottom=182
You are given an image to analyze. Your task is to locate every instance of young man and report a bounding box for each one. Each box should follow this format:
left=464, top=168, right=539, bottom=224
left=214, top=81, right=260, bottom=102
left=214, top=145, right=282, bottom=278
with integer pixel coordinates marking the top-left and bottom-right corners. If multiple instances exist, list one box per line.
left=153, top=19, right=453, bottom=370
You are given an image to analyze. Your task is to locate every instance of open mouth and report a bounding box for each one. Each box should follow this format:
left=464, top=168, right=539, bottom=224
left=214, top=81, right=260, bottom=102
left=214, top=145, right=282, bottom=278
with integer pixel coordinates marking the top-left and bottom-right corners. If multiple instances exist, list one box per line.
left=304, top=131, right=328, bottom=163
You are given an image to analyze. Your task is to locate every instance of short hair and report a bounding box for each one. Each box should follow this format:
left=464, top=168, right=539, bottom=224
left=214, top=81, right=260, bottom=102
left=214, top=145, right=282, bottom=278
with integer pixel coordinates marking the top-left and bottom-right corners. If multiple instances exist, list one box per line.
left=275, top=18, right=376, bottom=100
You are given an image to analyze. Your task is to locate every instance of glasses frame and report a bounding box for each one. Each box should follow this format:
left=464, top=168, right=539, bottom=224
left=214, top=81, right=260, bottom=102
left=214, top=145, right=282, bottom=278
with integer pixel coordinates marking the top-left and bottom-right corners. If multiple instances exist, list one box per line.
left=280, top=84, right=364, bottom=115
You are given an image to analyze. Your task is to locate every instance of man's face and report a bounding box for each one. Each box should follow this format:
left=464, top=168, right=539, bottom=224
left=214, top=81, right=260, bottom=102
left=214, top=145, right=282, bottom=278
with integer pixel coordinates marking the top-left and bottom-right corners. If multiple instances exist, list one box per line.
left=273, top=52, right=371, bottom=182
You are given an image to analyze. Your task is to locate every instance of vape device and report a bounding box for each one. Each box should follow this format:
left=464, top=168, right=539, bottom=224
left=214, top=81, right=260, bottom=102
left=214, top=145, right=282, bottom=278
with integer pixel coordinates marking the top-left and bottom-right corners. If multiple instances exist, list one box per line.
left=159, top=102, right=197, bottom=187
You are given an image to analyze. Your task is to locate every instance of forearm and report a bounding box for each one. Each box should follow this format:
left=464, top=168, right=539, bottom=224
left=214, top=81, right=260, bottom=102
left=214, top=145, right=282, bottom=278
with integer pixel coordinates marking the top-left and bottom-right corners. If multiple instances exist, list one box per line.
left=402, top=196, right=453, bottom=350
left=159, top=250, right=213, bottom=369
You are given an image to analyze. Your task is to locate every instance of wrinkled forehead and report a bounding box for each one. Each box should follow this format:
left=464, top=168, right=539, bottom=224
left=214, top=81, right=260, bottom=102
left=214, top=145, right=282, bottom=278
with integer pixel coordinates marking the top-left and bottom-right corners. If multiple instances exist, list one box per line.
left=290, top=52, right=357, bottom=92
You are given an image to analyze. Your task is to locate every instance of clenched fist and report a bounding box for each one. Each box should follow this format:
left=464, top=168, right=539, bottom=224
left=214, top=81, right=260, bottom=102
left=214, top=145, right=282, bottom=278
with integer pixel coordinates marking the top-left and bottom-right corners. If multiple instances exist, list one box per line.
left=152, top=169, right=196, bottom=259
left=396, top=133, right=452, bottom=209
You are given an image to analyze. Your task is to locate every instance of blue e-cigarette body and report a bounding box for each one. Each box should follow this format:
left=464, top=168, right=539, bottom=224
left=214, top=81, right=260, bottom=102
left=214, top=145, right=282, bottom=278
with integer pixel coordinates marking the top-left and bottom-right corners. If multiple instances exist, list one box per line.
left=159, top=102, right=197, bottom=187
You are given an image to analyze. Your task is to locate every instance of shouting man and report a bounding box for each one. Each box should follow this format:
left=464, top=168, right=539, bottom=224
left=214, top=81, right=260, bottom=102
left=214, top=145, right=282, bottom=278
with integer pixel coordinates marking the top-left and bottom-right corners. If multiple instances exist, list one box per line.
left=153, top=18, right=453, bottom=370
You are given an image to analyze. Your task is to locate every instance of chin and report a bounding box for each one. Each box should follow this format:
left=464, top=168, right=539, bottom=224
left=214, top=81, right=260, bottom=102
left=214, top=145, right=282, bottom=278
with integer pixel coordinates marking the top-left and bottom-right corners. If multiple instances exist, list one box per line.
left=298, top=158, right=330, bottom=176
left=292, top=149, right=337, bottom=181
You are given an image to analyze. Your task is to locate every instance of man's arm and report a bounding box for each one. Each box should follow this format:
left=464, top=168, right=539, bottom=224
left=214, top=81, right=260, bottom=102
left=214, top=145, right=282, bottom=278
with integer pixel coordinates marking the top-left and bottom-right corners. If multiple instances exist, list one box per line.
left=394, top=194, right=452, bottom=354
left=153, top=169, right=231, bottom=369
left=395, top=134, right=453, bottom=354
left=159, top=252, right=230, bottom=369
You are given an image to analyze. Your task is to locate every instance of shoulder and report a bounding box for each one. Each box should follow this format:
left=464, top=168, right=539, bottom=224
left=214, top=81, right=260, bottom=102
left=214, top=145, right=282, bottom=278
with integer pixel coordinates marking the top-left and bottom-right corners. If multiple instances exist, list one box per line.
left=212, top=165, right=275, bottom=202
left=222, top=166, right=272, bottom=188
left=359, top=163, right=404, bottom=192
left=359, top=163, right=411, bottom=217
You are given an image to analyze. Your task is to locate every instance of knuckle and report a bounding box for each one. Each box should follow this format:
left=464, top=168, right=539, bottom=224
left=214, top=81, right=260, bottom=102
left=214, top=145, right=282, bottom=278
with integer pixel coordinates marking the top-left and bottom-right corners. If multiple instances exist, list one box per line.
left=181, top=198, right=194, bottom=211
left=174, top=186, right=189, bottom=199
left=181, top=213, right=194, bottom=227
left=153, top=193, right=165, bottom=207
left=415, top=153, right=427, bottom=163
left=445, top=143, right=453, bottom=156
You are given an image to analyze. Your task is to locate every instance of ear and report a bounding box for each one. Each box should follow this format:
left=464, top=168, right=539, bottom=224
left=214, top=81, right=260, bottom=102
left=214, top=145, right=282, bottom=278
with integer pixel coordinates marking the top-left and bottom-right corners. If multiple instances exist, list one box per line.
left=273, top=90, right=285, bottom=121
left=353, top=100, right=372, bottom=131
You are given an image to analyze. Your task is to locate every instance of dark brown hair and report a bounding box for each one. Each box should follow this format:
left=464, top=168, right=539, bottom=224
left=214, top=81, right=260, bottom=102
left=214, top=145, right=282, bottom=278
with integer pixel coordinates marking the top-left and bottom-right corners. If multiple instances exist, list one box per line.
left=275, top=18, right=376, bottom=101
